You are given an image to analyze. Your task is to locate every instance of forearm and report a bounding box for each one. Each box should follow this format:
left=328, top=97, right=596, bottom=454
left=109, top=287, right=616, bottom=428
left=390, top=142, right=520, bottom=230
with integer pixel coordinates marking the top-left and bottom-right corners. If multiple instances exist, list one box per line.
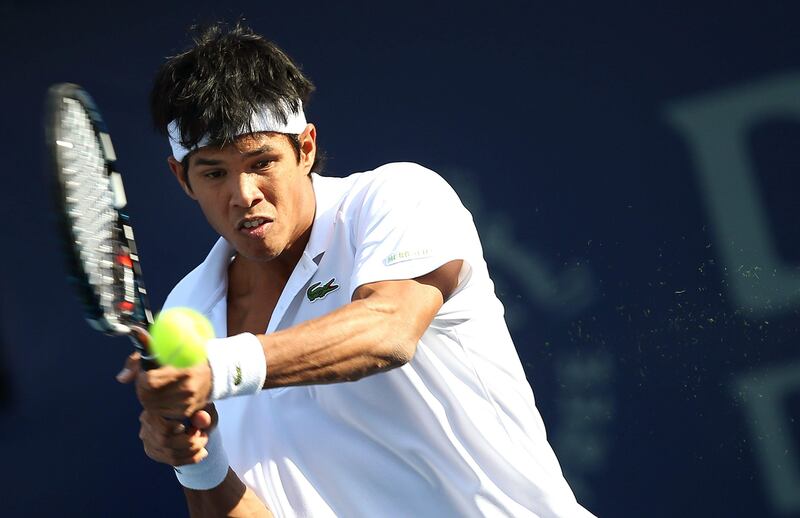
left=184, top=468, right=272, bottom=518
left=259, top=281, right=442, bottom=388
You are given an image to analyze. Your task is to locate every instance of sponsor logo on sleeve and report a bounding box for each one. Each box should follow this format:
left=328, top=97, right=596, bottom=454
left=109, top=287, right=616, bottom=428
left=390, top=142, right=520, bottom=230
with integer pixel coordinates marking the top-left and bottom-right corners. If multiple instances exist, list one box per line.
left=383, top=248, right=432, bottom=266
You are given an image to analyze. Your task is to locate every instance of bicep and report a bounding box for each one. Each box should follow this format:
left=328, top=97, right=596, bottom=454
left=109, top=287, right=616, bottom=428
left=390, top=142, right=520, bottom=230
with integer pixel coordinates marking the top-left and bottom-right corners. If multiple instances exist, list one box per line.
left=414, top=259, right=463, bottom=302
left=352, top=259, right=463, bottom=337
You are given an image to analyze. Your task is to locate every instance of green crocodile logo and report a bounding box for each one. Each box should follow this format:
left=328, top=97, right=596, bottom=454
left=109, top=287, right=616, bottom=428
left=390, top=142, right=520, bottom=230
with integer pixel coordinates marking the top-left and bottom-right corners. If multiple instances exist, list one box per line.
left=307, top=278, right=339, bottom=302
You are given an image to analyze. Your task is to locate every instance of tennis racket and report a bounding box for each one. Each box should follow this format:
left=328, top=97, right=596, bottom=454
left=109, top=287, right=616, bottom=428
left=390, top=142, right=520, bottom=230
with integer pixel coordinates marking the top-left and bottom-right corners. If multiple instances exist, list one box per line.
left=46, top=83, right=156, bottom=367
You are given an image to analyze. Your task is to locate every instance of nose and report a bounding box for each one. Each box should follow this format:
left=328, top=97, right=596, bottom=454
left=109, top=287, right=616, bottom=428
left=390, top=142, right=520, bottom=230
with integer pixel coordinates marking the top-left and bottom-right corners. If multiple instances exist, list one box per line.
left=230, top=172, right=263, bottom=208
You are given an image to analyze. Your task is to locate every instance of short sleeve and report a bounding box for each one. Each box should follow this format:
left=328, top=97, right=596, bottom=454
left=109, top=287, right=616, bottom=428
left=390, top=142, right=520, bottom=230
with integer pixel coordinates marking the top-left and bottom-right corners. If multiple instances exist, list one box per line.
left=349, top=164, right=475, bottom=297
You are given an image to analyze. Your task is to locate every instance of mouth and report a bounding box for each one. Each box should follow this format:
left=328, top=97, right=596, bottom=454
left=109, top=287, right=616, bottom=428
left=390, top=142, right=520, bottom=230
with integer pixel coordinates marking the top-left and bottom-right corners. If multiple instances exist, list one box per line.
left=236, top=216, right=273, bottom=237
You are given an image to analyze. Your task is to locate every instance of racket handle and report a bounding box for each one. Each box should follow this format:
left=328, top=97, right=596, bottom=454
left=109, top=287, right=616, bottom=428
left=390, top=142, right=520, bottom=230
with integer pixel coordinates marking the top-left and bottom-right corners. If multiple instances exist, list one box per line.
left=128, top=325, right=158, bottom=369
left=139, top=355, right=159, bottom=371
left=128, top=326, right=194, bottom=430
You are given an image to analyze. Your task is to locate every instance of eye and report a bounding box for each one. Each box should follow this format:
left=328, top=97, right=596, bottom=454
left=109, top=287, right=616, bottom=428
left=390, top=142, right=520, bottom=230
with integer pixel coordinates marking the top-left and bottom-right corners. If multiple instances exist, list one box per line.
left=204, top=170, right=225, bottom=179
left=253, top=159, right=273, bottom=170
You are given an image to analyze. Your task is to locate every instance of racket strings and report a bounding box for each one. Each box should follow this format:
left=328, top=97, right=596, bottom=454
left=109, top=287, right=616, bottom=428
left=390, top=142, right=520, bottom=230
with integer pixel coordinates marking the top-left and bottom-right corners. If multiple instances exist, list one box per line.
left=58, top=98, right=121, bottom=321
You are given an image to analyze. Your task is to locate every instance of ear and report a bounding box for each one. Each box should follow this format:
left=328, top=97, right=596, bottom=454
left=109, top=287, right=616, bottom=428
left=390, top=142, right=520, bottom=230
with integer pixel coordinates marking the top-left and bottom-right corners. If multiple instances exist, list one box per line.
left=167, top=156, right=197, bottom=200
left=298, top=124, right=317, bottom=173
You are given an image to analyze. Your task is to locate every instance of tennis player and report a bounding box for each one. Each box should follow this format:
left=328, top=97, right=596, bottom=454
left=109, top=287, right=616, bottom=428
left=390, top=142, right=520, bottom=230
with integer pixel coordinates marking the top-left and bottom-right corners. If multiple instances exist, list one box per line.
left=117, top=23, right=595, bottom=518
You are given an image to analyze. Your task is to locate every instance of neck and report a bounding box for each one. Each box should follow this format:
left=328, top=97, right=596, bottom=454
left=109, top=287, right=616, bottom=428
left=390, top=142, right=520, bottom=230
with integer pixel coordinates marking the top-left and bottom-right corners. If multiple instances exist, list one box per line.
left=229, top=215, right=315, bottom=298
left=229, top=173, right=317, bottom=296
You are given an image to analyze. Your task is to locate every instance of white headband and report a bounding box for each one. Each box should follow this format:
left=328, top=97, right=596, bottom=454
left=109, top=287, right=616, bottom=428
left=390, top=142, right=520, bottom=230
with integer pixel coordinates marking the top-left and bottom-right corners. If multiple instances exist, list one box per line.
left=167, top=100, right=308, bottom=161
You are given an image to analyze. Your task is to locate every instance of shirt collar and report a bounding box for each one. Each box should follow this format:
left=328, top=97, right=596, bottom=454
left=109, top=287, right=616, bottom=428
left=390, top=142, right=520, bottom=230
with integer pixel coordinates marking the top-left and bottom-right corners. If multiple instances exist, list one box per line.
left=180, top=236, right=234, bottom=315
left=303, top=173, right=344, bottom=262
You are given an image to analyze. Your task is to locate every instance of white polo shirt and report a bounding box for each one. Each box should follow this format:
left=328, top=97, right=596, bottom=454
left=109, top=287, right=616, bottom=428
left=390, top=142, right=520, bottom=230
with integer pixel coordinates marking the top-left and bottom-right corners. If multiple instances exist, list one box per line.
left=164, top=163, right=593, bottom=518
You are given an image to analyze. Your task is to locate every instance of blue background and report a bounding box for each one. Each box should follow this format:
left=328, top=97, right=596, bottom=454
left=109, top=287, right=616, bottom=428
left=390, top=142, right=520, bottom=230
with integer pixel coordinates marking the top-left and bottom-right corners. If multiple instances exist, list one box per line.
left=1, top=1, right=798, bottom=516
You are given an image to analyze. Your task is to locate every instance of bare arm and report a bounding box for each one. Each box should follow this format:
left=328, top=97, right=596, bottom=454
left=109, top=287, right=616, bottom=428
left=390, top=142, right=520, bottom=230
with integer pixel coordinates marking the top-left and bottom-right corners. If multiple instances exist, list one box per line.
left=259, top=259, right=462, bottom=388
left=184, top=468, right=272, bottom=518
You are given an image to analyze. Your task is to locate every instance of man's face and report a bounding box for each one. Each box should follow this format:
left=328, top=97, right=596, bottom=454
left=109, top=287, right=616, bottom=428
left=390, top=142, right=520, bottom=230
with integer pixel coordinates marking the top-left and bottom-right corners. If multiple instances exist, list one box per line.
left=169, top=128, right=317, bottom=264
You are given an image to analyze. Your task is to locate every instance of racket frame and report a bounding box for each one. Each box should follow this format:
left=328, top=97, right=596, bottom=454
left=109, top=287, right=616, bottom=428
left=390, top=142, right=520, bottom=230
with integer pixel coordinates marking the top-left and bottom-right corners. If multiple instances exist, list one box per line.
left=46, top=83, right=154, bottom=342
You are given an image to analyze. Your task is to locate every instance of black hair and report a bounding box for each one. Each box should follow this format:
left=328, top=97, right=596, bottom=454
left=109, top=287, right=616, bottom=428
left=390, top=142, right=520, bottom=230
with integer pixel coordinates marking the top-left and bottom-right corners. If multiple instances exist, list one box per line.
left=151, top=21, right=324, bottom=173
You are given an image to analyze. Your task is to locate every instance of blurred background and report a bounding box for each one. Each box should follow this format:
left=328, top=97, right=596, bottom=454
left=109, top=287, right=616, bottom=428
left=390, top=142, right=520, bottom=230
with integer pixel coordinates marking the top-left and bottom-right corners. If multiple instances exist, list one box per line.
left=1, top=1, right=798, bottom=516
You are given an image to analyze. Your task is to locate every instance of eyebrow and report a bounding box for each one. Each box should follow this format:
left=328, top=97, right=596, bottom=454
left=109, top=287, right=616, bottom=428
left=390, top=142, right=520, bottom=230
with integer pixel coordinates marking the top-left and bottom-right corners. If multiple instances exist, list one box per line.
left=243, top=145, right=275, bottom=157
left=191, top=145, right=276, bottom=167
left=193, top=157, right=223, bottom=166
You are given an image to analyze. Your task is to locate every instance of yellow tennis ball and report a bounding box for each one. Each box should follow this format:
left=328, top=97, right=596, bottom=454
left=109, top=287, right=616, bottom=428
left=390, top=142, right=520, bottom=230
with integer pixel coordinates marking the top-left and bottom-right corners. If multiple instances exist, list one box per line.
left=149, top=307, right=213, bottom=368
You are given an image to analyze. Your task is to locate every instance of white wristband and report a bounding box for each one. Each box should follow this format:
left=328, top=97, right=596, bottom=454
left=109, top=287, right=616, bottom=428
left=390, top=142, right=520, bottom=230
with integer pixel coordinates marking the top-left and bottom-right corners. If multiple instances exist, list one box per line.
left=206, top=333, right=267, bottom=401
left=174, top=427, right=229, bottom=490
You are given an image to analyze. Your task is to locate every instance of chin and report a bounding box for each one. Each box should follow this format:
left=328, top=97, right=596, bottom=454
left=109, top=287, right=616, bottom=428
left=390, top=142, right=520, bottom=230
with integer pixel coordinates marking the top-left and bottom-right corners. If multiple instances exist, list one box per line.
left=239, top=246, right=282, bottom=263
left=228, top=237, right=281, bottom=262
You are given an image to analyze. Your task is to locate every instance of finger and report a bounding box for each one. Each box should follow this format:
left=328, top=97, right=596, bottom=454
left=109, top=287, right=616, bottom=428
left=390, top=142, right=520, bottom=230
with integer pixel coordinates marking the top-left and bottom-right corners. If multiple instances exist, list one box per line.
left=144, top=442, right=204, bottom=466
left=143, top=417, right=203, bottom=449
left=135, top=368, right=186, bottom=410
left=159, top=383, right=206, bottom=419
left=139, top=412, right=169, bottom=445
left=140, top=365, right=186, bottom=390
left=141, top=412, right=187, bottom=438
left=155, top=432, right=209, bottom=463
left=172, top=447, right=210, bottom=467
left=169, top=420, right=187, bottom=435
left=148, top=402, right=191, bottom=422
left=169, top=429, right=209, bottom=451
left=140, top=421, right=209, bottom=466
left=190, top=409, right=212, bottom=430
left=135, top=367, right=206, bottom=419
left=116, top=352, right=141, bottom=383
